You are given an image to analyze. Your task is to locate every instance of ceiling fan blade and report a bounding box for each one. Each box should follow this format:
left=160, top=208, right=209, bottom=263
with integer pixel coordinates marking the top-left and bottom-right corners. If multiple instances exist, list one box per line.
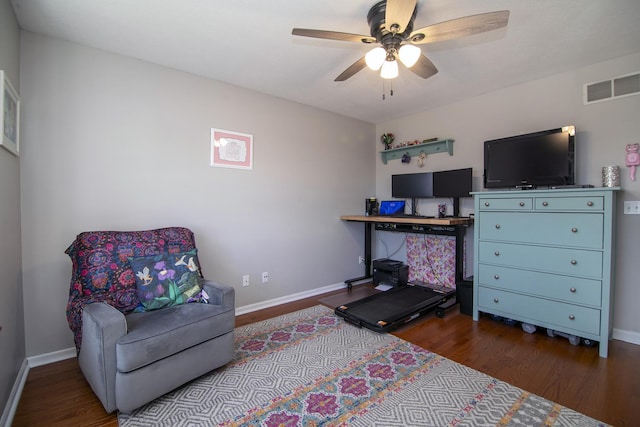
left=334, top=57, right=368, bottom=82
left=385, top=0, right=417, bottom=34
left=409, top=54, right=438, bottom=79
left=409, top=10, right=509, bottom=44
left=292, top=28, right=375, bottom=44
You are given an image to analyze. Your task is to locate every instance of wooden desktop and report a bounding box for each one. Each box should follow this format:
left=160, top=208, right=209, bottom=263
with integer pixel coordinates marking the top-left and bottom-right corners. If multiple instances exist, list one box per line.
left=340, top=215, right=471, bottom=226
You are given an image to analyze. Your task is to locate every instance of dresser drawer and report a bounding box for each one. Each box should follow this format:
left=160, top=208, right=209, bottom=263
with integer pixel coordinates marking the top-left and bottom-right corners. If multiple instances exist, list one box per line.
left=478, top=264, right=602, bottom=306
left=478, top=288, right=601, bottom=335
left=478, top=241, right=603, bottom=278
left=479, top=198, right=532, bottom=211
left=479, top=212, right=603, bottom=249
left=535, top=196, right=604, bottom=211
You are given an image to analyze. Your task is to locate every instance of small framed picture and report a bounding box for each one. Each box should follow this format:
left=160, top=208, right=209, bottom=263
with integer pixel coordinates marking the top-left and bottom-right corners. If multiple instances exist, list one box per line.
left=1, top=70, right=20, bottom=156
left=210, top=128, right=253, bottom=170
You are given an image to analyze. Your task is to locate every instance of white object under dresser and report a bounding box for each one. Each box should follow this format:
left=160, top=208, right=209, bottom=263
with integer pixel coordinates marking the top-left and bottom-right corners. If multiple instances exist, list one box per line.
left=472, top=188, right=619, bottom=357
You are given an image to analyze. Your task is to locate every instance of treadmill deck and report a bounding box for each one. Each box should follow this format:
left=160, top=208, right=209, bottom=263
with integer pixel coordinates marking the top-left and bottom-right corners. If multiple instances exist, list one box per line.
left=335, top=285, right=455, bottom=332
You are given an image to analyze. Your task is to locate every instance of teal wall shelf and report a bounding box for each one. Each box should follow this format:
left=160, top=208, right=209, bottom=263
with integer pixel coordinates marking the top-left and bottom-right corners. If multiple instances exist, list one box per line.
left=379, top=139, right=454, bottom=164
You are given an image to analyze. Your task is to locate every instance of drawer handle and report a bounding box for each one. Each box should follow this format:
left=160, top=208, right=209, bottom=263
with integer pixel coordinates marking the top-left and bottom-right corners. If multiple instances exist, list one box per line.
left=495, top=224, right=501, bottom=229
left=519, top=201, right=525, bottom=207
left=484, top=202, right=490, bottom=207
left=569, top=315, right=575, bottom=320
left=494, top=251, right=500, bottom=256
left=493, top=298, right=499, bottom=303
left=570, top=259, right=577, bottom=265
left=494, top=275, right=500, bottom=280
left=570, top=287, right=577, bottom=293
left=587, top=201, right=594, bottom=207
left=571, top=227, right=578, bottom=233
left=542, top=201, right=549, bottom=207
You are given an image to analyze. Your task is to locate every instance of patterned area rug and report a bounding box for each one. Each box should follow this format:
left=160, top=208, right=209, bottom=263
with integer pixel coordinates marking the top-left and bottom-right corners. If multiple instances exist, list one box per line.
left=118, top=305, right=608, bottom=426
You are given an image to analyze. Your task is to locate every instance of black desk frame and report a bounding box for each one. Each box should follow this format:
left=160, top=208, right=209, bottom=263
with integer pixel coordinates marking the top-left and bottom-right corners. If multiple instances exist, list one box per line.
left=342, top=216, right=470, bottom=289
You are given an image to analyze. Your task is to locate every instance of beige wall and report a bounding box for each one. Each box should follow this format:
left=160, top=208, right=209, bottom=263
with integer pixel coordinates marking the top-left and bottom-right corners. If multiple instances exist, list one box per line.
left=0, top=0, right=25, bottom=415
left=375, top=53, right=640, bottom=340
left=19, top=32, right=375, bottom=356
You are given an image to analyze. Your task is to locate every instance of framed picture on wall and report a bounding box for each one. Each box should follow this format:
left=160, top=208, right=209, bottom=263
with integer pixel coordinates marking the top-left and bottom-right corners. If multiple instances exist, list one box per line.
left=1, top=70, right=20, bottom=157
left=210, top=128, right=253, bottom=170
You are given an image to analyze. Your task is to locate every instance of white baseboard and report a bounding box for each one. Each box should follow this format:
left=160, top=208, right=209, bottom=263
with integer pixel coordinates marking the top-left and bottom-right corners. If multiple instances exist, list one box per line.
left=27, top=347, right=76, bottom=368
left=1, top=359, right=29, bottom=427
left=613, top=328, right=640, bottom=345
left=235, top=281, right=347, bottom=316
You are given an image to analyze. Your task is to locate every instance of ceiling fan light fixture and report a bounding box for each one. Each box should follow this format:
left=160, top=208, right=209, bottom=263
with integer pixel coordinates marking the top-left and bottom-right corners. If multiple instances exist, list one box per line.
left=292, top=3, right=510, bottom=83
left=365, top=47, right=386, bottom=70
left=398, top=44, right=421, bottom=68
left=380, top=59, right=399, bottom=79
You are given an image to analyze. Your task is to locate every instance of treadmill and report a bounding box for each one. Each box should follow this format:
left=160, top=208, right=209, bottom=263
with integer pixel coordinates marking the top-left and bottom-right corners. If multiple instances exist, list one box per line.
left=335, top=284, right=456, bottom=333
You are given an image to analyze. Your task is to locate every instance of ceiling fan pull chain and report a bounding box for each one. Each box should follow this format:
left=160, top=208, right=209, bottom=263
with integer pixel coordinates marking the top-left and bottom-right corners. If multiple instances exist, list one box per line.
left=382, top=80, right=395, bottom=100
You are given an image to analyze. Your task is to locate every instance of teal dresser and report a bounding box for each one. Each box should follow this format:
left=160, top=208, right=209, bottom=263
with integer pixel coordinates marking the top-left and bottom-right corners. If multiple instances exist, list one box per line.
left=472, top=188, right=619, bottom=357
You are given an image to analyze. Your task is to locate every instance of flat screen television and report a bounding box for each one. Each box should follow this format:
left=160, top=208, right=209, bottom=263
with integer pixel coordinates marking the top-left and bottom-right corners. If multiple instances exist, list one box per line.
left=483, top=126, right=576, bottom=189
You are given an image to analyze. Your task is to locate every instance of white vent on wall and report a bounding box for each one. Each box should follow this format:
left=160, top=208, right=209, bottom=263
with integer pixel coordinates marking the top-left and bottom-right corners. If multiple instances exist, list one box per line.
left=584, top=72, right=640, bottom=104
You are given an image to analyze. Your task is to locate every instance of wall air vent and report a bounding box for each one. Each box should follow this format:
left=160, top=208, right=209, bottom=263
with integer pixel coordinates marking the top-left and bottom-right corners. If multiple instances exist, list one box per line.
left=584, top=72, right=640, bottom=105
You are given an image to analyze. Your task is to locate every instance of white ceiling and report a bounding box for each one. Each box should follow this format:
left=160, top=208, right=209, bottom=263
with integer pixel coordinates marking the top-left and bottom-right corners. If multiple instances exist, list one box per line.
left=10, top=0, right=640, bottom=124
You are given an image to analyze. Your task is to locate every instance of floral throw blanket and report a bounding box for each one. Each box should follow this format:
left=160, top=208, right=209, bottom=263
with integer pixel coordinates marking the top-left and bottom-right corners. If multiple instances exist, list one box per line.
left=65, top=227, right=199, bottom=351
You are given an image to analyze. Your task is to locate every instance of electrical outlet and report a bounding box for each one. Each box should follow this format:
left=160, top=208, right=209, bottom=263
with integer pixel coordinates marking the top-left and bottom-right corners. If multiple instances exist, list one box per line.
left=242, top=275, right=250, bottom=287
left=262, top=271, right=269, bottom=284
left=624, top=201, right=640, bottom=214
left=358, top=256, right=365, bottom=265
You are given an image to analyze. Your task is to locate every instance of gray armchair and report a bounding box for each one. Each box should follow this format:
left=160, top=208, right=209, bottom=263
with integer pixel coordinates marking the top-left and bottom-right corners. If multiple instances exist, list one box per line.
left=65, top=227, right=235, bottom=413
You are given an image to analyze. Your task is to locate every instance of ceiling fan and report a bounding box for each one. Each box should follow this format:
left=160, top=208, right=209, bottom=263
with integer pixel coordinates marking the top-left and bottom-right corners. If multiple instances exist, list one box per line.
left=292, top=0, right=509, bottom=81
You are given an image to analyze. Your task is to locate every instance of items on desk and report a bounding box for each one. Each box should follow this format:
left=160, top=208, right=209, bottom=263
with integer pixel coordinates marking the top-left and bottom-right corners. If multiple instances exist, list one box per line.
left=365, top=197, right=378, bottom=216
left=379, top=200, right=406, bottom=216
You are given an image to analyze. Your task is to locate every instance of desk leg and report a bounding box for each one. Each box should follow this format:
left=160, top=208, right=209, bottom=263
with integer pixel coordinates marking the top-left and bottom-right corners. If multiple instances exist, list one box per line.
left=345, top=222, right=373, bottom=290
left=454, top=226, right=465, bottom=284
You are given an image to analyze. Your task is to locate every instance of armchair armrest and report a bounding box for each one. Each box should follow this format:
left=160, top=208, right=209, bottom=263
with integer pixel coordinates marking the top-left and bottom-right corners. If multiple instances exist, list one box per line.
left=78, top=302, right=127, bottom=413
left=203, top=279, right=235, bottom=308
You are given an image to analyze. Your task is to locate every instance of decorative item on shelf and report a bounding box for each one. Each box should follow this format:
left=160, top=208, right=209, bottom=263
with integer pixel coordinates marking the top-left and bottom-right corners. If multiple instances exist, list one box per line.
left=601, top=166, right=620, bottom=187
left=417, top=152, right=427, bottom=167
left=401, top=153, right=411, bottom=163
left=379, top=138, right=454, bottom=164
left=381, top=133, right=394, bottom=150
left=625, top=143, right=639, bottom=181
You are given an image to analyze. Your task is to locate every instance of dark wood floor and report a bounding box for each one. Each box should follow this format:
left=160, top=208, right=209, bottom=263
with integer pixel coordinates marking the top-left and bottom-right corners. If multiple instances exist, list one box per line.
left=12, top=283, right=640, bottom=426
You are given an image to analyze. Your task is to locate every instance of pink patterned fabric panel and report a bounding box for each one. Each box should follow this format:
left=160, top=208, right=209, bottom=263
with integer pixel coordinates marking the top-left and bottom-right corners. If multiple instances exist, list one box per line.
left=406, top=235, right=465, bottom=288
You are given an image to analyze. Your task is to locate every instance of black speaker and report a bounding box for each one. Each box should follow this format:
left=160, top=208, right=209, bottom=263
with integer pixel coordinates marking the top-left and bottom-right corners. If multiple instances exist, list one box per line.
left=365, top=197, right=378, bottom=216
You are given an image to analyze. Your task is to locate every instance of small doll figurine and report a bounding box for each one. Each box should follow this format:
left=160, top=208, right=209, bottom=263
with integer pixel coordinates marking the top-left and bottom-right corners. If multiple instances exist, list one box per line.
left=625, top=143, right=640, bottom=181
